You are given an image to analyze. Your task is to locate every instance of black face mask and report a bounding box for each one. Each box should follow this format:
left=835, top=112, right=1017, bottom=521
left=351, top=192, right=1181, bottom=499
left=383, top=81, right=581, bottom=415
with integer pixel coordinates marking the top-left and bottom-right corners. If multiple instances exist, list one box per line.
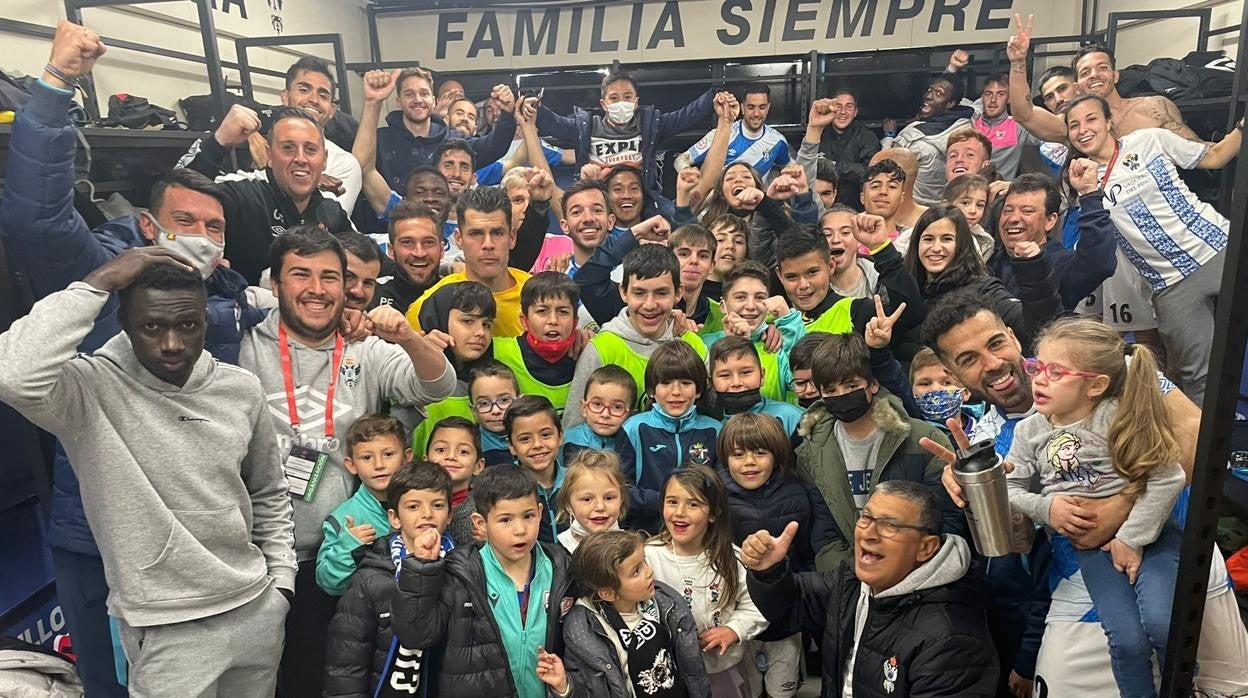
left=821, top=388, right=872, bottom=422
left=798, top=394, right=821, bottom=409
left=717, top=388, right=762, bottom=416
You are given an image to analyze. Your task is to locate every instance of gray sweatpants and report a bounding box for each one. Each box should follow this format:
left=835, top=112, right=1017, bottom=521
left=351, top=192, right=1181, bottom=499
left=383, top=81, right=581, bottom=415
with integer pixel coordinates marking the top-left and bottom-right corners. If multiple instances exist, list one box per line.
left=117, top=583, right=288, bottom=698
left=1152, top=251, right=1223, bottom=408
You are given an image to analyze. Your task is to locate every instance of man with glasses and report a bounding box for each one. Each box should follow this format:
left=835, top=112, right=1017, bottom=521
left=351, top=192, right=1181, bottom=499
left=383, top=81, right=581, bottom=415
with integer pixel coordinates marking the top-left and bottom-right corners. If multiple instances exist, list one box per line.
left=742, top=480, right=998, bottom=697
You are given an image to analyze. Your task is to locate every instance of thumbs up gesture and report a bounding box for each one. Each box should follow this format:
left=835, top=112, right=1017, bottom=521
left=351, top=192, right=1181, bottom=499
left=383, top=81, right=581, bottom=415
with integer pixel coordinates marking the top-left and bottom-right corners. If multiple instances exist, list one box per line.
left=740, top=521, right=799, bottom=572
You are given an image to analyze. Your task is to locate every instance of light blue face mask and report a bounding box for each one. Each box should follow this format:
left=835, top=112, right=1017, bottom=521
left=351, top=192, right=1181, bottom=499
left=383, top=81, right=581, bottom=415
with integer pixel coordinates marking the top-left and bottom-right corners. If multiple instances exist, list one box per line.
left=916, top=387, right=964, bottom=423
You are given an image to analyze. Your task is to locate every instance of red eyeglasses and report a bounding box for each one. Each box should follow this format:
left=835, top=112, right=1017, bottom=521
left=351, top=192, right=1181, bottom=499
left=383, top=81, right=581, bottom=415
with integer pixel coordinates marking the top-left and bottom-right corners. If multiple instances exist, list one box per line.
left=1023, top=357, right=1103, bottom=381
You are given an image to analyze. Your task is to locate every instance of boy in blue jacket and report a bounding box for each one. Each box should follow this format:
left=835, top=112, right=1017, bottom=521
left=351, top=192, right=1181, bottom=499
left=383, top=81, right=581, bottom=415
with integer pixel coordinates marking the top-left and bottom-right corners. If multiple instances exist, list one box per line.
left=616, top=341, right=722, bottom=533
left=562, top=365, right=637, bottom=464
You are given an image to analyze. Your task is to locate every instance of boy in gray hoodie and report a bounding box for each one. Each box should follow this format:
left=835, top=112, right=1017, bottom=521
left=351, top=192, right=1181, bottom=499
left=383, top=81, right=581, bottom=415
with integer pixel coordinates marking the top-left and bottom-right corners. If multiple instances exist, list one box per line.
left=0, top=248, right=297, bottom=696
left=237, top=226, right=456, bottom=697
left=563, top=244, right=708, bottom=430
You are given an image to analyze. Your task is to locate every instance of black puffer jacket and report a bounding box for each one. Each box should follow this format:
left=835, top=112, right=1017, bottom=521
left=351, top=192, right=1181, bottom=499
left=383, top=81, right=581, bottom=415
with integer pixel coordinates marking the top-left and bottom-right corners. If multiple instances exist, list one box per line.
left=721, top=468, right=831, bottom=576
left=324, top=538, right=405, bottom=698
left=392, top=541, right=576, bottom=698
left=561, top=583, right=711, bottom=698
left=748, top=538, right=998, bottom=698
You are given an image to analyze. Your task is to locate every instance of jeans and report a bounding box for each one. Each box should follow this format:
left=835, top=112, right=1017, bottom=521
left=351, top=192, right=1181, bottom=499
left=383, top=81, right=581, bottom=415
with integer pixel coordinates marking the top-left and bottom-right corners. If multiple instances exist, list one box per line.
left=1077, top=523, right=1181, bottom=698
left=50, top=548, right=127, bottom=698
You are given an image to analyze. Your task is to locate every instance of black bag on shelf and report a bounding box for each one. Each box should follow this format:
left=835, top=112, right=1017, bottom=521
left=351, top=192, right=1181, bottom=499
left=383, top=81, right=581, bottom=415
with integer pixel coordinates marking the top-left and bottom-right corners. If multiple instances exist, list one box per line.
left=99, top=93, right=185, bottom=130
left=178, top=92, right=274, bottom=132
left=1143, top=51, right=1235, bottom=103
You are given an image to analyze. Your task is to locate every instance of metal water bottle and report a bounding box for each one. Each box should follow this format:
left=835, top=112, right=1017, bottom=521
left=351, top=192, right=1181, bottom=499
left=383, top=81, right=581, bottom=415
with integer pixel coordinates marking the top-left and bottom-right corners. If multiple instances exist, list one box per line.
left=953, top=439, right=1014, bottom=557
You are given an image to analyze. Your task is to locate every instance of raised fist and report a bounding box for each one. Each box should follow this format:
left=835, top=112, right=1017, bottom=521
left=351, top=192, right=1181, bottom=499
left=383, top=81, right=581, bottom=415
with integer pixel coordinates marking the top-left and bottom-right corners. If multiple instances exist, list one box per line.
left=947, top=49, right=970, bottom=73
left=631, top=215, right=672, bottom=244
left=852, top=213, right=890, bottom=249
left=807, top=98, right=838, bottom=129
left=47, top=20, right=107, bottom=82
left=214, top=105, right=263, bottom=148
left=363, top=69, right=399, bottom=104
left=1068, top=158, right=1100, bottom=196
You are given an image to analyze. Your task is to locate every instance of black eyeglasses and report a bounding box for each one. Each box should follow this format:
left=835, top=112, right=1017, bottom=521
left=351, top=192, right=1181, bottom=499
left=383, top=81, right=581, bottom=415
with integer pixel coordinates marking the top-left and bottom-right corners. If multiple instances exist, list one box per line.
left=856, top=511, right=934, bottom=539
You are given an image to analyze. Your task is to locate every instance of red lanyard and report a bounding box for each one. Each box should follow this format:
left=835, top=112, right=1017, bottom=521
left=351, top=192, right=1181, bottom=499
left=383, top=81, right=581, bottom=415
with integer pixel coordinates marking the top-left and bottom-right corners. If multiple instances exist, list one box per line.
left=278, top=324, right=345, bottom=439
left=1099, top=141, right=1121, bottom=190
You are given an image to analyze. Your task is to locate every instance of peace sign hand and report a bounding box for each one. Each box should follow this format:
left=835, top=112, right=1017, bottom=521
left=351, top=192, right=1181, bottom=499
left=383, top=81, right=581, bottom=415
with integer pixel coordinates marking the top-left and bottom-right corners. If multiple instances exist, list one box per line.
left=1006, top=14, right=1034, bottom=63
left=864, top=294, right=905, bottom=349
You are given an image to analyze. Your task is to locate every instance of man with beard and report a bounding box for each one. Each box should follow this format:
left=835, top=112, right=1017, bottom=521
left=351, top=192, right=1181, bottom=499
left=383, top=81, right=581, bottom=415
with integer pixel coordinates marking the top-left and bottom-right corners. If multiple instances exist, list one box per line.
left=373, top=199, right=445, bottom=313
left=179, top=57, right=362, bottom=212
left=920, top=290, right=1248, bottom=698
left=677, top=83, right=792, bottom=177
left=238, top=227, right=456, bottom=698
left=0, top=248, right=297, bottom=697
left=338, top=231, right=383, bottom=310
left=182, top=105, right=354, bottom=285
left=447, top=97, right=478, bottom=135
left=1033, top=66, right=1077, bottom=177
left=1005, top=14, right=1201, bottom=143
left=881, top=75, right=974, bottom=206
left=371, top=68, right=516, bottom=193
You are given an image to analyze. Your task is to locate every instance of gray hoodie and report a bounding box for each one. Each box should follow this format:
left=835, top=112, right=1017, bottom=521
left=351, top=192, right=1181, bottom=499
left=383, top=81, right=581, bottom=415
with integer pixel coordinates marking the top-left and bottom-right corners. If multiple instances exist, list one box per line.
left=563, top=307, right=691, bottom=430
left=0, top=283, right=297, bottom=627
left=842, top=535, right=971, bottom=698
left=238, top=311, right=456, bottom=559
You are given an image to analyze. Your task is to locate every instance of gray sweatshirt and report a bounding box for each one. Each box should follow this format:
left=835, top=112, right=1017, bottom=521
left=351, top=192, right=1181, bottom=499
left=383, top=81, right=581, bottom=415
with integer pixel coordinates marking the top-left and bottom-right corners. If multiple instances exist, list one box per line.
left=0, top=283, right=297, bottom=627
left=563, top=308, right=695, bottom=430
left=238, top=311, right=456, bottom=560
left=1005, top=398, right=1185, bottom=550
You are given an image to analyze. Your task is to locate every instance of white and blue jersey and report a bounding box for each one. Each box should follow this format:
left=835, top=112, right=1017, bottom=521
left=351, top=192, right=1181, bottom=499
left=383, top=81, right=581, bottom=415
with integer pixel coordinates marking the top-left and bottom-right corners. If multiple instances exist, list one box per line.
left=684, top=121, right=791, bottom=175
left=1099, top=128, right=1227, bottom=291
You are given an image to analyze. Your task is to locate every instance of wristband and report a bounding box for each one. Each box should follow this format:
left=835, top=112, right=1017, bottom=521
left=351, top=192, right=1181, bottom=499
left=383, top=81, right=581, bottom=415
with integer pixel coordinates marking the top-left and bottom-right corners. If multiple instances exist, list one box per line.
left=44, top=63, right=80, bottom=89
left=869, top=240, right=892, bottom=256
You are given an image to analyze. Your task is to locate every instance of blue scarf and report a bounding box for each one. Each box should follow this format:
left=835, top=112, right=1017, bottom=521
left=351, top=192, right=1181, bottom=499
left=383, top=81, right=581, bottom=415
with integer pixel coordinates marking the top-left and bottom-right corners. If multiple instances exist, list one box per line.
left=376, top=533, right=454, bottom=698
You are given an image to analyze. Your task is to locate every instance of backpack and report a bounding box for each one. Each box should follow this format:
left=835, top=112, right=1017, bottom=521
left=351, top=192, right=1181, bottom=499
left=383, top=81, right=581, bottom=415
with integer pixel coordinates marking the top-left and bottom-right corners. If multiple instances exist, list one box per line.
left=178, top=92, right=274, bottom=132
left=1142, top=51, right=1235, bottom=102
left=98, top=93, right=185, bottom=130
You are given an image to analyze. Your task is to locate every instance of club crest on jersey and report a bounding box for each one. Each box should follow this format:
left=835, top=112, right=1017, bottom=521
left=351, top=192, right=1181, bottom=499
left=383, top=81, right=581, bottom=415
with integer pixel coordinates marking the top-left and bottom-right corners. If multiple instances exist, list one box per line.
left=1123, top=153, right=1140, bottom=171
left=883, top=656, right=899, bottom=694
left=340, top=358, right=361, bottom=388
left=687, top=442, right=710, bottom=465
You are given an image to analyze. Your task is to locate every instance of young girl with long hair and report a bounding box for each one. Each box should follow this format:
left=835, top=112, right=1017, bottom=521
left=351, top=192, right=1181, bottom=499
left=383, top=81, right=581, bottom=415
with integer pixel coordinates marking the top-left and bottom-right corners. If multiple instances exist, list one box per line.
left=555, top=450, right=627, bottom=553
left=645, top=465, right=768, bottom=697
left=902, top=203, right=1059, bottom=353
left=562, top=530, right=712, bottom=697
left=1063, top=94, right=1241, bottom=406
left=717, top=413, right=825, bottom=698
left=1005, top=317, right=1186, bottom=698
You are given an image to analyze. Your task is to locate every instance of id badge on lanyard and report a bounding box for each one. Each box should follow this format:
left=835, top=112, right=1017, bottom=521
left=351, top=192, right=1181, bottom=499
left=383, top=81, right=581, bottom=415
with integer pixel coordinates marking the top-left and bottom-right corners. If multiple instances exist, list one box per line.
left=278, top=325, right=345, bottom=502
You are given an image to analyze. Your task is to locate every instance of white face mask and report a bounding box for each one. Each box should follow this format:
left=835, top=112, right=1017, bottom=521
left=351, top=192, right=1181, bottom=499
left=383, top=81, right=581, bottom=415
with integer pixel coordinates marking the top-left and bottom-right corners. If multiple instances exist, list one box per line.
left=605, top=101, right=636, bottom=125
left=143, top=212, right=225, bottom=280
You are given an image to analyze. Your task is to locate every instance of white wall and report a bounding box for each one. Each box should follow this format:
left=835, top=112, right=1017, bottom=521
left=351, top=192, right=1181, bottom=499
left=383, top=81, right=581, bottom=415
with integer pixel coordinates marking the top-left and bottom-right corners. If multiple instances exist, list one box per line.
left=1095, top=0, right=1242, bottom=66
left=0, top=0, right=370, bottom=119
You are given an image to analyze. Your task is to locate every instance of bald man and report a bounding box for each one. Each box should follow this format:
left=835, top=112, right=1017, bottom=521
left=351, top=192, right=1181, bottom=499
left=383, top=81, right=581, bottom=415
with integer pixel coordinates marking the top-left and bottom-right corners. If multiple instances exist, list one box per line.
left=872, top=148, right=928, bottom=230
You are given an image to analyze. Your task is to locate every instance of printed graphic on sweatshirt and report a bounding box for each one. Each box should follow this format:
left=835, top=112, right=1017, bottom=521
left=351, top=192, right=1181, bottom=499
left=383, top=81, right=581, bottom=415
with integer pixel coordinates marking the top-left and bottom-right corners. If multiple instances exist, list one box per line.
left=266, top=384, right=355, bottom=454
left=883, top=656, right=899, bottom=694
left=1043, top=431, right=1102, bottom=490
